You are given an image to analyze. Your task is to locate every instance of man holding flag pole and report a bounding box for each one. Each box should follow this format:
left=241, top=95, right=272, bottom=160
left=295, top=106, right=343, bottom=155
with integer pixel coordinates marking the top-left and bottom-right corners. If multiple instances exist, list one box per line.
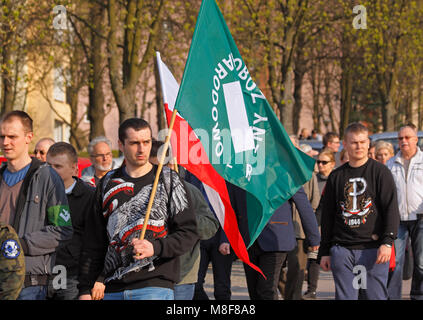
left=78, top=118, right=199, bottom=300
left=158, top=0, right=318, bottom=287
left=78, top=0, right=318, bottom=300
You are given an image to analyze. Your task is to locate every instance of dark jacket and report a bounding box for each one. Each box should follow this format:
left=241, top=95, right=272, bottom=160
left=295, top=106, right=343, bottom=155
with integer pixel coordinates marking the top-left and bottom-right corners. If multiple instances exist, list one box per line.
left=55, top=178, right=95, bottom=276
left=257, top=187, right=320, bottom=252
left=178, top=182, right=219, bottom=284
left=226, top=182, right=320, bottom=252
left=0, top=158, right=72, bottom=285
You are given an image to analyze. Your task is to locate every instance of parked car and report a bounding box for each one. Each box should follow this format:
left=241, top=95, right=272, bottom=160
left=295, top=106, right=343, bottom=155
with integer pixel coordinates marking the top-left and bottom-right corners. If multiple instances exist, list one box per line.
left=0, top=156, right=92, bottom=178
left=299, top=139, right=344, bottom=153
left=299, top=139, right=324, bottom=152
left=370, top=131, right=423, bottom=153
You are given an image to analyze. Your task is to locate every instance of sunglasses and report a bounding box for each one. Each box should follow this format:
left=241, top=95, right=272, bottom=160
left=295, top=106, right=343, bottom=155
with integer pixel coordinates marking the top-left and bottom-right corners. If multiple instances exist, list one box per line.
left=34, top=149, right=46, bottom=156
left=317, top=160, right=331, bottom=165
left=398, top=136, right=415, bottom=141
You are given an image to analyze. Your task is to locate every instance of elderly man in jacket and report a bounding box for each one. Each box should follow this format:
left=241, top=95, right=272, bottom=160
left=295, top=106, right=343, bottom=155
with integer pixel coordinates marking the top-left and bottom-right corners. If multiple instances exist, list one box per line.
left=387, top=123, right=423, bottom=300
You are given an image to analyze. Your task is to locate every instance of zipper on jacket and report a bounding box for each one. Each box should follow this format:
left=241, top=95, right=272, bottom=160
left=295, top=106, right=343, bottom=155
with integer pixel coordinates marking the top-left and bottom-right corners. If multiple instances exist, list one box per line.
left=404, top=160, right=409, bottom=220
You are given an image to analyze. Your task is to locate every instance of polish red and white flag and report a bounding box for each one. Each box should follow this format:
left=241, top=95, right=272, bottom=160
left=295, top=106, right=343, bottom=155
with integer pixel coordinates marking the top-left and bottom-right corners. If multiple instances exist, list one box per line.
left=156, top=52, right=263, bottom=276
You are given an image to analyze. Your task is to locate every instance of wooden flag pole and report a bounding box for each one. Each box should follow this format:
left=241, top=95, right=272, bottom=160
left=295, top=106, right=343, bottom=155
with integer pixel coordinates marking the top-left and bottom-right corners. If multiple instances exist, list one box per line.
left=173, top=157, right=179, bottom=173
left=138, top=107, right=178, bottom=241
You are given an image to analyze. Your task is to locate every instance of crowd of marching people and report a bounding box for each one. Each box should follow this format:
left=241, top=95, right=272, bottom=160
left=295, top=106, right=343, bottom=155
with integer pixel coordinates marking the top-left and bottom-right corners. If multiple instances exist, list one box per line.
left=1, top=110, right=422, bottom=301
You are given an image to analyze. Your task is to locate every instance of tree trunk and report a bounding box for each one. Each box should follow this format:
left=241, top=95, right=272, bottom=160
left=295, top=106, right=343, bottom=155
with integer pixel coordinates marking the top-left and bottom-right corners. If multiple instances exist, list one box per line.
left=419, top=74, right=423, bottom=129
left=310, top=64, right=322, bottom=132
left=281, top=67, right=295, bottom=134
left=324, top=65, right=337, bottom=133
left=1, top=44, right=15, bottom=115
left=340, top=65, right=352, bottom=138
left=292, top=33, right=307, bottom=135
left=107, top=0, right=165, bottom=125
left=378, top=74, right=396, bottom=132
left=88, top=3, right=106, bottom=140
left=67, top=87, right=83, bottom=151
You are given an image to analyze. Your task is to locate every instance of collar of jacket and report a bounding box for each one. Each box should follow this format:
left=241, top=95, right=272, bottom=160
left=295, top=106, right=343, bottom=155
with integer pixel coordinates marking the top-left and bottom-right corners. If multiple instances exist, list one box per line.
left=0, top=157, right=45, bottom=230
left=68, top=177, right=93, bottom=197
left=393, top=147, right=423, bottom=166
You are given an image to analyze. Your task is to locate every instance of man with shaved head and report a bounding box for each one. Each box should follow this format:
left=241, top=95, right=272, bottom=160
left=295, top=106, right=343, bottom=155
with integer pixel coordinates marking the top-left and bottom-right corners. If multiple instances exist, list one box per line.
left=0, top=111, right=71, bottom=300
left=34, top=137, right=55, bottom=162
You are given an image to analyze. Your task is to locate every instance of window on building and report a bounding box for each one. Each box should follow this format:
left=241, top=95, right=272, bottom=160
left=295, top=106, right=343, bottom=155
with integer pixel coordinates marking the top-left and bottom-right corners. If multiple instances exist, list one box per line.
left=54, top=120, right=63, bottom=142
left=53, top=67, right=65, bottom=102
left=54, top=119, right=71, bottom=143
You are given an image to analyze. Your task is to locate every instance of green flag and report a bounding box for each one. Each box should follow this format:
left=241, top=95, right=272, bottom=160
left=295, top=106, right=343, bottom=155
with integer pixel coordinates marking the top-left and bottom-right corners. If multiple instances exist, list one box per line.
left=174, top=0, right=315, bottom=246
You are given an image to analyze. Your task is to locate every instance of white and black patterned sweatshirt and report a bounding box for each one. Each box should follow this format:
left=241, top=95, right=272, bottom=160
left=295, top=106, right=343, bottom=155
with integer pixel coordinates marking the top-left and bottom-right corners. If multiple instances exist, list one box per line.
left=78, top=165, right=198, bottom=295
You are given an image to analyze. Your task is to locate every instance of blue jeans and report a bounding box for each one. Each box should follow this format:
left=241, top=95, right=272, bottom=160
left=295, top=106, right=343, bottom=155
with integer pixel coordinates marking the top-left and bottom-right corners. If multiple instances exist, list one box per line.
left=388, top=219, right=423, bottom=300
left=17, top=286, right=47, bottom=300
left=330, top=245, right=389, bottom=300
left=48, top=276, right=80, bottom=300
left=174, top=283, right=195, bottom=300
left=103, top=287, right=174, bottom=300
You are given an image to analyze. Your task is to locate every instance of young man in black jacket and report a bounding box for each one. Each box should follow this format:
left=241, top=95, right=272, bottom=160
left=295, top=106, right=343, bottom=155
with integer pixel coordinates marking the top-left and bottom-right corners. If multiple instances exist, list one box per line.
left=319, top=122, right=400, bottom=300
left=46, top=142, right=95, bottom=300
left=78, top=118, right=198, bottom=300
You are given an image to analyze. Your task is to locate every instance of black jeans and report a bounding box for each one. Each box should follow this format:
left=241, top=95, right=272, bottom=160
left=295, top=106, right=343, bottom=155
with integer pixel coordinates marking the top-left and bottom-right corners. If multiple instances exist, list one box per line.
left=194, top=234, right=234, bottom=300
left=307, top=258, right=320, bottom=293
left=244, top=242, right=287, bottom=300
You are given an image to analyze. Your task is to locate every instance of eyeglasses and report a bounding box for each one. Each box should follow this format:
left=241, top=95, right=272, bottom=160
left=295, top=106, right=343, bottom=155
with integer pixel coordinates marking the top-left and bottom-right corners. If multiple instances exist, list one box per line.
left=317, top=160, right=331, bottom=165
left=92, top=152, right=112, bottom=159
left=398, top=136, right=416, bottom=141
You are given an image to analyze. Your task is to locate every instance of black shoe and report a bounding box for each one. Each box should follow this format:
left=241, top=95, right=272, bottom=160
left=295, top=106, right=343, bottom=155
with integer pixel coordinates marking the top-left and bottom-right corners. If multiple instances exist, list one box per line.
left=302, top=291, right=317, bottom=300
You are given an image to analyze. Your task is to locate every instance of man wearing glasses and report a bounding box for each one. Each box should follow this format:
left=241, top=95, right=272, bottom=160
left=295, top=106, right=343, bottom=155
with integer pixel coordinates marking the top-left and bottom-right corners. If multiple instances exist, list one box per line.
left=81, top=136, right=120, bottom=187
left=34, top=137, right=55, bottom=162
left=387, top=123, right=423, bottom=300
left=323, top=132, right=342, bottom=167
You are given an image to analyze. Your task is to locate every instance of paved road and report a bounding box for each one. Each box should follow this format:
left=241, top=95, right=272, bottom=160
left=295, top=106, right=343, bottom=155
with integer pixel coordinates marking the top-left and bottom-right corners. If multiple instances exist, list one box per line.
left=204, top=259, right=412, bottom=300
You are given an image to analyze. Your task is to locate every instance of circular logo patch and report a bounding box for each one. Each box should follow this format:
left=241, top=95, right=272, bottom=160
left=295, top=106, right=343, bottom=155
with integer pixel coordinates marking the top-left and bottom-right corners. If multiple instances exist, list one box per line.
left=1, top=239, right=21, bottom=259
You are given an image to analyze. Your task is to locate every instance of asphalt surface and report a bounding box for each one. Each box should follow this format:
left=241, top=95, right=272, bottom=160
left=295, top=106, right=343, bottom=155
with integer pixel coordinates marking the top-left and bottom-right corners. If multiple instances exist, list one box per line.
left=204, top=259, right=412, bottom=300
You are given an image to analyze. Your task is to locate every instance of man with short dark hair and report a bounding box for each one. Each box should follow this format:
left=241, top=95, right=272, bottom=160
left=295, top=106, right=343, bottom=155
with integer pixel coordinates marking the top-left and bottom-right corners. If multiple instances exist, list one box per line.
left=46, top=142, right=95, bottom=300
left=78, top=118, right=198, bottom=300
left=323, top=132, right=341, bottom=153
left=387, top=123, right=423, bottom=300
left=323, top=132, right=342, bottom=166
left=0, top=111, right=72, bottom=300
left=319, top=122, right=400, bottom=300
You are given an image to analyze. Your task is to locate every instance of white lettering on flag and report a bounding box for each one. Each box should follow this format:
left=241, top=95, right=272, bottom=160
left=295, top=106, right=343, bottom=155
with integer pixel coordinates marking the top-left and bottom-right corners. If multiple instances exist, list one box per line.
left=222, top=81, right=255, bottom=154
